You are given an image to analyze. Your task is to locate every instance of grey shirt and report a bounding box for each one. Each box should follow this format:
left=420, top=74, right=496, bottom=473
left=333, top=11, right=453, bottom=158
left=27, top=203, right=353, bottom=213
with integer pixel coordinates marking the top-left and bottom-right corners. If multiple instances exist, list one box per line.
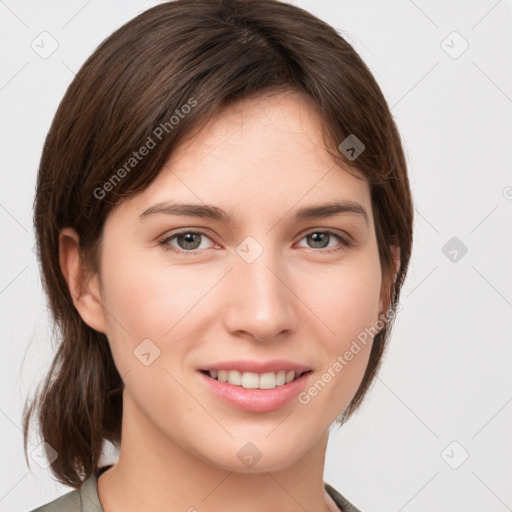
left=29, top=465, right=362, bottom=512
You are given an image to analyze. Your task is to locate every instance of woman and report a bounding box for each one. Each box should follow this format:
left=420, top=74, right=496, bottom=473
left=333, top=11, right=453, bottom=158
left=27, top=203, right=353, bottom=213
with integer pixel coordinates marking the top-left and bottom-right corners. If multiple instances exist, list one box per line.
left=24, top=0, right=413, bottom=510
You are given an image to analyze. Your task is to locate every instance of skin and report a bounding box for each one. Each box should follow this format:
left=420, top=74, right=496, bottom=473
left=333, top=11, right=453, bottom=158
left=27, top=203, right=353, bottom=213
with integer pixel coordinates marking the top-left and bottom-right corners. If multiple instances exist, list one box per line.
left=60, top=89, right=398, bottom=512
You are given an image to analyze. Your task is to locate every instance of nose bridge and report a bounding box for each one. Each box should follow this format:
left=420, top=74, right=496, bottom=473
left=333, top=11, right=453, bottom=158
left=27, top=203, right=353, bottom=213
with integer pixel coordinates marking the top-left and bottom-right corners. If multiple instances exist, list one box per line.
left=223, top=235, right=294, bottom=340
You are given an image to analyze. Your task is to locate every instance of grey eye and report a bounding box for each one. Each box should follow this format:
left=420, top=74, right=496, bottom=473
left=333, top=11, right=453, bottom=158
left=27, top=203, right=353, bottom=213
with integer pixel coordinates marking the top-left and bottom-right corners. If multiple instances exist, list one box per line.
left=305, top=232, right=331, bottom=249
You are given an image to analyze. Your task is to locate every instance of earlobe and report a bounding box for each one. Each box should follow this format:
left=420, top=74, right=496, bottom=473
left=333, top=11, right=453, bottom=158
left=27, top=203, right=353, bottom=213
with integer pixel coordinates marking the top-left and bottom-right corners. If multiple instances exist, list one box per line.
left=391, top=245, right=401, bottom=279
left=379, top=244, right=401, bottom=316
left=58, top=227, right=108, bottom=334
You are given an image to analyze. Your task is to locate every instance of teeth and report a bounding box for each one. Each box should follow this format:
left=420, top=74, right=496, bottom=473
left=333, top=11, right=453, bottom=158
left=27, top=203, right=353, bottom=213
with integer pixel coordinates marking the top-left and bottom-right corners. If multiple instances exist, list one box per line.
left=241, top=372, right=260, bottom=389
left=208, top=369, right=305, bottom=389
left=227, top=370, right=241, bottom=386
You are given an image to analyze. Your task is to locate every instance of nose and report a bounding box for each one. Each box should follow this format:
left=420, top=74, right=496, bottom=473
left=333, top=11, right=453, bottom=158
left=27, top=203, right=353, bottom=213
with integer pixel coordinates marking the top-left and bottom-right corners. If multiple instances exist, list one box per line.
left=222, top=243, right=297, bottom=342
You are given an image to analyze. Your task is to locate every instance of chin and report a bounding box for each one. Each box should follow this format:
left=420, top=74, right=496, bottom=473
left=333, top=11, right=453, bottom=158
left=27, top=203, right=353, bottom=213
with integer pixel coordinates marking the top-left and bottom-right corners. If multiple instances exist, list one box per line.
left=197, top=433, right=314, bottom=474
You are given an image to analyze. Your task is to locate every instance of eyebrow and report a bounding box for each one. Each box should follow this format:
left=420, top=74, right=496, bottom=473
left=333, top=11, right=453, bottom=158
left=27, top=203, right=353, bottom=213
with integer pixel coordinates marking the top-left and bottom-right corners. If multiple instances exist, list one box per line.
left=138, top=200, right=368, bottom=226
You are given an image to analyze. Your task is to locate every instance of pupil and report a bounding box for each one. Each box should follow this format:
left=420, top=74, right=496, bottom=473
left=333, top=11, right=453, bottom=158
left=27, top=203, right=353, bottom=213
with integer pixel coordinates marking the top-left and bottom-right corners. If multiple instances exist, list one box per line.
left=179, top=233, right=201, bottom=250
left=177, top=233, right=330, bottom=251
left=309, top=232, right=328, bottom=249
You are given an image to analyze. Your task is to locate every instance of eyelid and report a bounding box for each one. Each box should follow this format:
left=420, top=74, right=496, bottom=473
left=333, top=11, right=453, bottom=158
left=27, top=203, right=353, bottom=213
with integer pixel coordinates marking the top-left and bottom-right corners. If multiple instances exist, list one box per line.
left=158, top=228, right=217, bottom=250
left=158, top=227, right=353, bottom=255
left=299, top=226, right=352, bottom=244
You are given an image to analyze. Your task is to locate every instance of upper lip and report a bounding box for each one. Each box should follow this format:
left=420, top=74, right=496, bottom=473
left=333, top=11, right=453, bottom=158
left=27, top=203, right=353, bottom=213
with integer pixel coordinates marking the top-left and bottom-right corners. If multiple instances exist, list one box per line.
left=199, top=360, right=311, bottom=374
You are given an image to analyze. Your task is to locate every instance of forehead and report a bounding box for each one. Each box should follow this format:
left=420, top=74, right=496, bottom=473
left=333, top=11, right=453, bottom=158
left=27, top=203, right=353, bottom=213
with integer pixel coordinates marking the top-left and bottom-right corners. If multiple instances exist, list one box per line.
left=114, top=90, right=373, bottom=227
left=170, top=90, right=342, bottom=173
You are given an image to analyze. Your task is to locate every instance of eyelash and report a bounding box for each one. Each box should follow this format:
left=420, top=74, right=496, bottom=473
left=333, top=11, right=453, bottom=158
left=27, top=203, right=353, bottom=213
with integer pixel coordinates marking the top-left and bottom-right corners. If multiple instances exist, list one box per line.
left=158, top=229, right=352, bottom=256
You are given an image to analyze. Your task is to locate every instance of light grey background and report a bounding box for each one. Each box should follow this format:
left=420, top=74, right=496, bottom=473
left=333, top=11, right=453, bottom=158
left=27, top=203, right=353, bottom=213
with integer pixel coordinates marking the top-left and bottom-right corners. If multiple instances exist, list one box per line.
left=1, top=1, right=511, bottom=511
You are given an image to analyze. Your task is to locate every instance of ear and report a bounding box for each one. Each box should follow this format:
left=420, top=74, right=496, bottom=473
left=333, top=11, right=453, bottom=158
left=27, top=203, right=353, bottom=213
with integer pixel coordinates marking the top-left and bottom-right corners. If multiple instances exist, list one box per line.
left=379, top=244, right=401, bottom=315
left=59, top=227, right=108, bottom=334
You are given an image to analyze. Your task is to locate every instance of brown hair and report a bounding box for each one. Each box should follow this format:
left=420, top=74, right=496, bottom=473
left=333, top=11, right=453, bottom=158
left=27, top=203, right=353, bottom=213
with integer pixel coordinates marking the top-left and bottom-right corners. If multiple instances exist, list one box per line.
left=24, top=0, right=413, bottom=488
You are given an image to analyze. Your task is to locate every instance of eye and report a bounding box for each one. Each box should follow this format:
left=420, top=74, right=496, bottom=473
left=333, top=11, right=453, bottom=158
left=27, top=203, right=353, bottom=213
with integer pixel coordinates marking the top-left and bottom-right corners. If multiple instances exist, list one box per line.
left=296, top=230, right=351, bottom=253
left=158, top=228, right=351, bottom=256
left=158, top=230, right=216, bottom=255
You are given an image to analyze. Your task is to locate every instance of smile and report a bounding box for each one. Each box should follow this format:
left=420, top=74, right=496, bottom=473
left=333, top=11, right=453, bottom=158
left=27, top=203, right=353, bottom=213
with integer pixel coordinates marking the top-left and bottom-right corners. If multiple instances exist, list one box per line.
left=198, top=367, right=313, bottom=413
left=202, top=369, right=309, bottom=389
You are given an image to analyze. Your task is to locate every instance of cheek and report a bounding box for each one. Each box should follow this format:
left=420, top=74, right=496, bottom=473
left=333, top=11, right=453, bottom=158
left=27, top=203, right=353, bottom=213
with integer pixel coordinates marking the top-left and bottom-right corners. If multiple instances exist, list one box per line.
left=295, top=254, right=382, bottom=409
left=100, top=247, right=197, bottom=333
left=303, top=255, right=383, bottom=347
left=98, top=246, right=223, bottom=374
left=97, top=251, right=209, bottom=420
left=100, top=237, right=382, bottom=382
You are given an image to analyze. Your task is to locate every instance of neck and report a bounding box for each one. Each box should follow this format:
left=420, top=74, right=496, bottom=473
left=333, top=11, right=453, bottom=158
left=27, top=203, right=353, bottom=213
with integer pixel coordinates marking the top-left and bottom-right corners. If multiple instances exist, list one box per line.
left=97, top=391, right=338, bottom=512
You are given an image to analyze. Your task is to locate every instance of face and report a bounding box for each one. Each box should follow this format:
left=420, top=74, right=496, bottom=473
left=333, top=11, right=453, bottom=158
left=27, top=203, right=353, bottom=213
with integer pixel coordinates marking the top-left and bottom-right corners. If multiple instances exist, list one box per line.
left=93, top=90, right=386, bottom=472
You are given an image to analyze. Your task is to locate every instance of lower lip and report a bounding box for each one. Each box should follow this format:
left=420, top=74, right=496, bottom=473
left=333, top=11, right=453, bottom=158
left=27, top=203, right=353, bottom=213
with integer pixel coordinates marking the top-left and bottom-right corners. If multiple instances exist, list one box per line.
left=198, top=371, right=312, bottom=413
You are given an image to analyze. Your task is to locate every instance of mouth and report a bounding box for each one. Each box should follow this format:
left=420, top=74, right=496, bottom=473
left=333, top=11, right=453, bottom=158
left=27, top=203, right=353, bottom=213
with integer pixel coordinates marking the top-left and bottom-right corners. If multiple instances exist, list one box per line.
left=199, top=369, right=312, bottom=390
left=197, top=363, right=313, bottom=413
